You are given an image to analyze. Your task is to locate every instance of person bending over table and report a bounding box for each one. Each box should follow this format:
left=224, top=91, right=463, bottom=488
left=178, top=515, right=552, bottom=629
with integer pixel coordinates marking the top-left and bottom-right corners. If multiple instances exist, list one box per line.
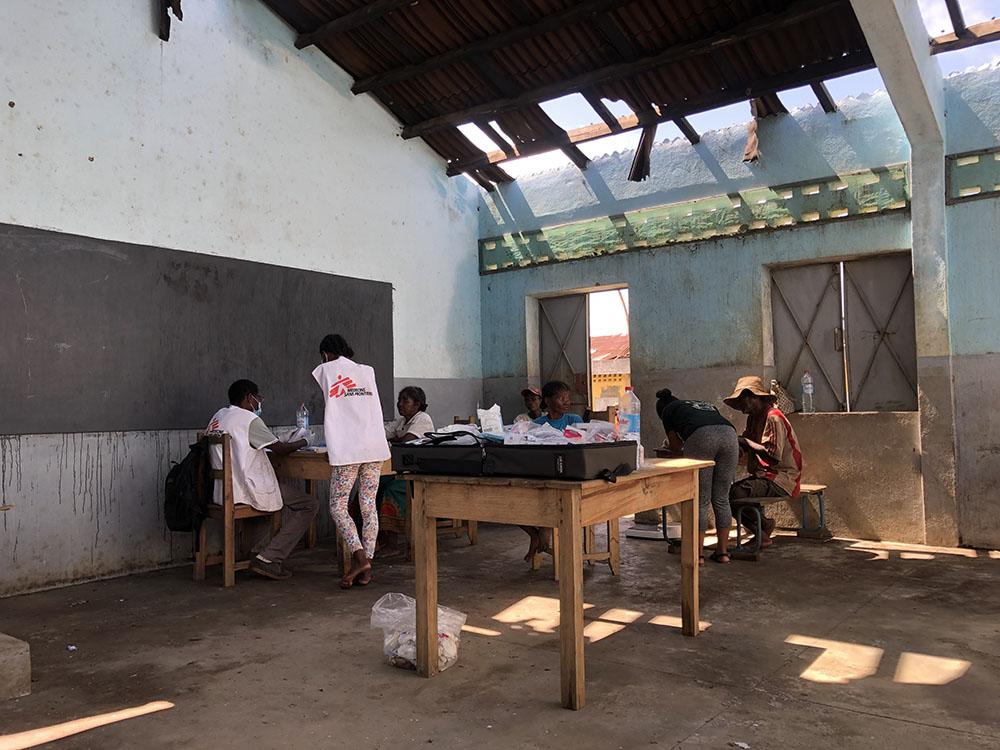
left=518, top=380, right=585, bottom=561
left=205, top=379, right=315, bottom=580
left=723, top=376, right=804, bottom=549
left=655, top=388, right=738, bottom=564
left=313, top=334, right=391, bottom=589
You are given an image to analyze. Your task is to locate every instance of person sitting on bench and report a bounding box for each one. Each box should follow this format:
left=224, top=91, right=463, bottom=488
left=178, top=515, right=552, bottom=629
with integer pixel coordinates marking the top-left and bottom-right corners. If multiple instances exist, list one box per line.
left=206, top=379, right=316, bottom=580
left=723, top=376, right=803, bottom=548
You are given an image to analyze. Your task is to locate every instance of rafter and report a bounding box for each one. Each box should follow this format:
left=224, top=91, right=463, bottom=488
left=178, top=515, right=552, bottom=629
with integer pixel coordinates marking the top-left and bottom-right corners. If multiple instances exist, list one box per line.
left=351, top=0, right=631, bottom=95
left=400, top=0, right=843, bottom=140
left=295, top=0, right=414, bottom=50
left=930, top=18, right=1000, bottom=53
left=811, top=81, right=837, bottom=113
left=674, top=117, right=700, bottom=145
left=582, top=90, right=624, bottom=133
left=628, top=124, right=657, bottom=182
left=445, top=51, right=874, bottom=176
left=943, top=0, right=970, bottom=38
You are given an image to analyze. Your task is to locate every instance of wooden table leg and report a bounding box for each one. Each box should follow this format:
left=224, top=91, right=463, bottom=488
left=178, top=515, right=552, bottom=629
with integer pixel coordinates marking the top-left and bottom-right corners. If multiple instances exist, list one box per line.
left=558, top=489, right=585, bottom=709
left=680, top=471, right=700, bottom=637
left=305, top=479, right=317, bottom=549
left=413, top=481, right=439, bottom=678
left=607, top=518, right=620, bottom=576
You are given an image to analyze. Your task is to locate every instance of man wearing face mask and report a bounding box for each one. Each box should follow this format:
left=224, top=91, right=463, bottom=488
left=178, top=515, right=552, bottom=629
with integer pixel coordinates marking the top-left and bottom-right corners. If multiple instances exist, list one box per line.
left=204, top=379, right=318, bottom=580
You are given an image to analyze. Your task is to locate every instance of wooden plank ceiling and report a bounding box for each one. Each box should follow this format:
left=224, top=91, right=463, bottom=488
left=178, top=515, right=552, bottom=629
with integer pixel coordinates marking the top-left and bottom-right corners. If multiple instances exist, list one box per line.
left=258, top=0, right=881, bottom=189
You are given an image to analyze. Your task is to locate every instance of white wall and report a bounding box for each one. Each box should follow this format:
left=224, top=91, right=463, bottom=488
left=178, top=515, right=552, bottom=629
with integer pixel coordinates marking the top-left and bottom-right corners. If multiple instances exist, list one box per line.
left=0, top=0, right=482, bottom=595
left=1, top=0, right=482, bottom=380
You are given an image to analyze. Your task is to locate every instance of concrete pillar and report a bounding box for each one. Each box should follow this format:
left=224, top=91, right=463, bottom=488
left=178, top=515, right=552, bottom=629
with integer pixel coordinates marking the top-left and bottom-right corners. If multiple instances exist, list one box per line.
left=849, top=0, right=959, bottom=545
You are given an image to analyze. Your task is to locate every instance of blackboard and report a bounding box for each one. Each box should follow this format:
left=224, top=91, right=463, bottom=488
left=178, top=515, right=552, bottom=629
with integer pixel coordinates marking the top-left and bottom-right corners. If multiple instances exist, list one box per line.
left=0, top=223, right=393, bottom=434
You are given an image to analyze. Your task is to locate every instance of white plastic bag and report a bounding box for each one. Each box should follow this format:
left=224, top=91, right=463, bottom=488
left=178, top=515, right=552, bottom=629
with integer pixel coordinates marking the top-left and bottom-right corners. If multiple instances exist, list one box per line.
left=477, top=404, right=504, bottom=439
left=370, top=592, right=467, bottom=672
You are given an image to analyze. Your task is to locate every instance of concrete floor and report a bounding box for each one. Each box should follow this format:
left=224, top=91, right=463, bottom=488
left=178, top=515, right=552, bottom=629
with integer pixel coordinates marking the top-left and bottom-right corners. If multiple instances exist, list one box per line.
left=1, top=525, right=999, bottom=749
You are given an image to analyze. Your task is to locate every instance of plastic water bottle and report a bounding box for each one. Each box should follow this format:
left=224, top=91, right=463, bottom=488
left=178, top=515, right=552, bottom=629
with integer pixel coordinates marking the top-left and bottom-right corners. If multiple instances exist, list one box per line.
left=801, top=371, right=815, bottom=413
left=620, top=386, right=643, bottom=467
left=296, top=402, right=310, bottom=429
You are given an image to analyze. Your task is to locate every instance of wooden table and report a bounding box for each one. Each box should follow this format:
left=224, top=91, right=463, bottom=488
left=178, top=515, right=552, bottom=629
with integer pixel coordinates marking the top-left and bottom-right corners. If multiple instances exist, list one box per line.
left=269, top=451, right=393, bottom=568
left=409, top=458, right=712, bottom=710
left=268, top=449, right=392, bottom=483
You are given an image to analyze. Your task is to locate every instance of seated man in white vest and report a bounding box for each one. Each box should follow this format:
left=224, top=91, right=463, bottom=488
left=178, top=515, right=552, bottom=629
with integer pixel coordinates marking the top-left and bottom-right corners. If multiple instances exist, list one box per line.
left=206, top=379, right=318, bottom=580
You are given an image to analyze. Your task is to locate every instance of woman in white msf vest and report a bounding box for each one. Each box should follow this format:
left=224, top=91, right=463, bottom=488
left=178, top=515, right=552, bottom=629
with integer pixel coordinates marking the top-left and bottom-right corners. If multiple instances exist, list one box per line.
left=313, top=334, right=391, bottom=588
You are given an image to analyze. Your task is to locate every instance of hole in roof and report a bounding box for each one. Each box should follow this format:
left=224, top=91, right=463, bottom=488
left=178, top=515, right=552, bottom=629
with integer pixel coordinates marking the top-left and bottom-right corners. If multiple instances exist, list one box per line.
left=937, top=40, right=1000, bottom=76
left=822, top=69, right=886, bottom=102
left=918, top=0, right=996, bottom=36
left=458, top=123, right=502, bottom=154
left=918, top=0, right=1000, bottom=75
left=685, top=102, right=752, bottom=134
left=538, top=93, right=607, bottom=130
left=777, top=85, right=818, bottom=112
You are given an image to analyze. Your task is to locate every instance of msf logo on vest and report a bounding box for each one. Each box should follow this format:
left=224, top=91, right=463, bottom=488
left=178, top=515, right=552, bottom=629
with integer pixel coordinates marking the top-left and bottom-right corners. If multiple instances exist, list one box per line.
left=329, top=375, right=372, bottom=399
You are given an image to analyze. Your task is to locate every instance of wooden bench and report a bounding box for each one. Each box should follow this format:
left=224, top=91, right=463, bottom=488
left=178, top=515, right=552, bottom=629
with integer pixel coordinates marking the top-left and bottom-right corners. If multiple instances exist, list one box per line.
left=730, top=483, right=830, bottom=561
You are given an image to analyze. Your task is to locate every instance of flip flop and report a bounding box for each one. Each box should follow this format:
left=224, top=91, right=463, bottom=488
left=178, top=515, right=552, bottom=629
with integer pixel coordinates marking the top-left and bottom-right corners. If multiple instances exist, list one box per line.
left=710, top=551, right=731, bottom=564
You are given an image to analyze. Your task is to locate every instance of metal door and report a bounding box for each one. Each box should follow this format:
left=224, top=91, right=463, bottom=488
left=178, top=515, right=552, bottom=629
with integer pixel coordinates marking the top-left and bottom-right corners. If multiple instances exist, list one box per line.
left=539, top=294, right=591, bottom=414
left=771, top=263, right=847, bottom=412
left=844, top=254, right=917, bottom=411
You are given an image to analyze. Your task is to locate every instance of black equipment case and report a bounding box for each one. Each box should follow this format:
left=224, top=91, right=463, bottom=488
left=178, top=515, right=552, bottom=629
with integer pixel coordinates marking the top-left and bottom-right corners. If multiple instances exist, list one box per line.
left=391, top=440, right=637, bottom=481
left=391, top=443, right=485, bottom=476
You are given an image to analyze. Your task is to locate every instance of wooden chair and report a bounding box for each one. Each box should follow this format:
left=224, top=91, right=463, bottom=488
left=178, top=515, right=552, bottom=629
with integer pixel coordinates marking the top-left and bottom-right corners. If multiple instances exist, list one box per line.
left=584, top=404, right=619, bottom=424
left=534, top=520, right=620, bottom=580
left=526, top=403, right=620, bottom=579
left=193, top=433, right=282, bottom=587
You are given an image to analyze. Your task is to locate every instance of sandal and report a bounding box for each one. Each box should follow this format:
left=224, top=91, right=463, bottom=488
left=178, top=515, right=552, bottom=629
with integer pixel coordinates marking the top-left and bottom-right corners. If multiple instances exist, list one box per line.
left=709, top=551, right=731, bottom=564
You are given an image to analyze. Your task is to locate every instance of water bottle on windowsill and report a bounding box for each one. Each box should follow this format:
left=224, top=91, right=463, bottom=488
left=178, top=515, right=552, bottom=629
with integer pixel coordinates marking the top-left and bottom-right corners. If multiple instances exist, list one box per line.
left=801, top=371, right=815, bottom=413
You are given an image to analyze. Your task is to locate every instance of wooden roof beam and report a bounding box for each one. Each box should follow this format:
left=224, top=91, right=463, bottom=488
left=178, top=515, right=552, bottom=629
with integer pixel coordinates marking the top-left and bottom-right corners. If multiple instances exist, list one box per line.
left=811, top=81, right=837, bottom=113
left=295, top=0, right=415, bottom=50
left=930, top=18, right=1000, bottom=53
left=628, top=124, right=658, bottom=182
left=466, top=170, right=496, bottom=192
left=400, top=0, right=843, bottom=140
left=473, top=119, right=516, bottom=158
left=351, top=0, right=629, bottom=94
left=674, top=117, right=700, bottom=145
left=444, top=50, right=875, bottom=176
left=561, top=143, right=591, bottom=170
left=582, top=90, right=624, bottom=132
left=943, top=0, right=971, bottom=38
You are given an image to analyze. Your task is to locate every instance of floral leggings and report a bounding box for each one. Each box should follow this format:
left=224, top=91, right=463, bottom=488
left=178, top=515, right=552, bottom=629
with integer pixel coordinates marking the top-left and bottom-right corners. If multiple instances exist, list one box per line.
left=329, top=461, right=382, bottom=559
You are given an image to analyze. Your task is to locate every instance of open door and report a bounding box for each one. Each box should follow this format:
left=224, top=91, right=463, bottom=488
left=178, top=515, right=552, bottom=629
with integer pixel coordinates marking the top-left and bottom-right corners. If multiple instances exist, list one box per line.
left=539, top=293, right=590, bottom=415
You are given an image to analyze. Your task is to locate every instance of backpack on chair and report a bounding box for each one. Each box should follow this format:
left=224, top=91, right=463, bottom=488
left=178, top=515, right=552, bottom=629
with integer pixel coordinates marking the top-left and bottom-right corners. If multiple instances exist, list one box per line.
left=164, top=439, right=210, bottom=532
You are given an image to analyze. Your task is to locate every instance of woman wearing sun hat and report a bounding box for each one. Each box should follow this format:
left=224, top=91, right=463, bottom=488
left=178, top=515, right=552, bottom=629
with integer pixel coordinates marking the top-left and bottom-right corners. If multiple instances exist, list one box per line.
left=723, top=376, right=804, bottom=548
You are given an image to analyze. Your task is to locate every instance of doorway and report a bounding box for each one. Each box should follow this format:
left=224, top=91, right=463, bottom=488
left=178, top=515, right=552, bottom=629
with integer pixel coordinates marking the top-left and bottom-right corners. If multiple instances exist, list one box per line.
left=536, top=288, right=630, bottom=416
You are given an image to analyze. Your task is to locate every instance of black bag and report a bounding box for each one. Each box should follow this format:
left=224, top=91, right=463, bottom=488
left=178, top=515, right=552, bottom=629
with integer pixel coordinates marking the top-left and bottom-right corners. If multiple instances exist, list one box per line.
left=392, top=437, right=637, bottom=482
left=164, top=440, right=210, bottom=532
left=391, top=432, right=486, bottom=475
left=484, top=441, right=637, bottom=481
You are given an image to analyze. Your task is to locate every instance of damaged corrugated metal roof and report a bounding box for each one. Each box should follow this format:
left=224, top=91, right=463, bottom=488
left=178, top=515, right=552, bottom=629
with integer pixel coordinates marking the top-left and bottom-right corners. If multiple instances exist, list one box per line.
left=257, top=0, right=875, bottom=188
